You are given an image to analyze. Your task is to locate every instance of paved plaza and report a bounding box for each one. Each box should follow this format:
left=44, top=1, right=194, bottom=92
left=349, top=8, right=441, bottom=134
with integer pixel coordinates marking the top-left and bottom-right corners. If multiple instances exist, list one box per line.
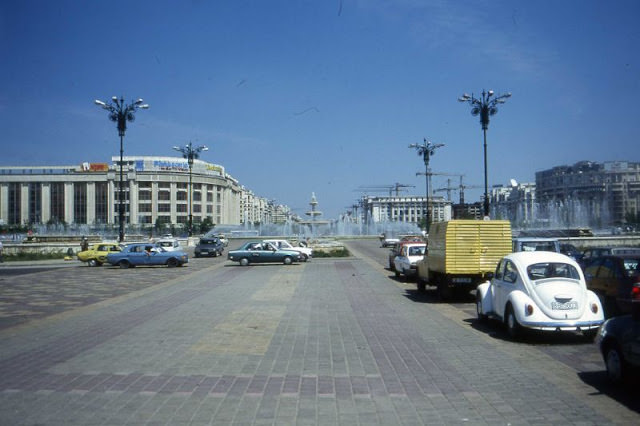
left=0, top=240, right=638, bottom=425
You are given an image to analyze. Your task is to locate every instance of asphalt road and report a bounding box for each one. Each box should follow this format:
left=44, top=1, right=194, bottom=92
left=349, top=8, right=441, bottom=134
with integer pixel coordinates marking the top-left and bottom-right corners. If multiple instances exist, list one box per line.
left=0, top=239, right=637, bottom=425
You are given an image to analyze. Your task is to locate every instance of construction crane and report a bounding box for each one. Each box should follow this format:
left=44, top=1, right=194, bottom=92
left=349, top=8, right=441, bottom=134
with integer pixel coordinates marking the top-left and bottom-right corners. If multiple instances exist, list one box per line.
left=434, top=176, right=482, bottom=204
left=356, top=183, right=415, bottom=197
left=415, top=171, right=461, bottom=198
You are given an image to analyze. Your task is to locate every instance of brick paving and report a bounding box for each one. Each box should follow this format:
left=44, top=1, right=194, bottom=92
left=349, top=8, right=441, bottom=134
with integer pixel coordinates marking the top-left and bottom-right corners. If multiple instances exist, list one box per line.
left=0, top=241, right=638, bottom=425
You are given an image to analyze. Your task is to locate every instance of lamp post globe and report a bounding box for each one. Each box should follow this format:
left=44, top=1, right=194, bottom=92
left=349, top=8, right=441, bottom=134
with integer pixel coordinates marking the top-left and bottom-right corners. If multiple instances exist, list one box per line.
left=172, top=142, right=209, bottom=237
left=94, top=96, right=149, bottom=242
left=458, top=90, right=511, bottom=218
left=409, top=139, right=444, bottom=233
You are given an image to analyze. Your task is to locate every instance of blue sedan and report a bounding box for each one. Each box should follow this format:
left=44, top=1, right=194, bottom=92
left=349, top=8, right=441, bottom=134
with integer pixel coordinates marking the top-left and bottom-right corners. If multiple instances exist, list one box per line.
left=106, top=243, right=188, bottom=268
left=228, top=241, right=301, bottom=266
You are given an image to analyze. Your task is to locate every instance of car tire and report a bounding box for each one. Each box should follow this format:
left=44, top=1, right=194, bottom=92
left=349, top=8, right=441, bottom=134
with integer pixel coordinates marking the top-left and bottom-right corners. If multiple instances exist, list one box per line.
left=167, top=258, right=178, bottom=268
left=604, top=343, right=626, bottom=383
left=302, top=254, right=308, bottom=262
left=283, top=256, right=293, bottom=265
left=417, top=278, right=426, bottom=293
left=505, top=305, right=521, bottom=339
left=239, top=258, right=250, bottom=266
left=394, top=269, right=400, bottom=277
left=118, top=260, right=130, bottom=269
left=88, top=259, right=97, bottom=267
left=476, top=293, right=488, bottom=322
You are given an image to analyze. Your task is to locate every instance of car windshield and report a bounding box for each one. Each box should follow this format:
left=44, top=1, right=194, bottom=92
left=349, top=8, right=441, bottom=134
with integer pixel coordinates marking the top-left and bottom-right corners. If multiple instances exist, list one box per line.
left=526, top=262, right=580, bottom=281
left=521, top=242, right=557, bottom=252
left=408, top=246, right=425, bottom=256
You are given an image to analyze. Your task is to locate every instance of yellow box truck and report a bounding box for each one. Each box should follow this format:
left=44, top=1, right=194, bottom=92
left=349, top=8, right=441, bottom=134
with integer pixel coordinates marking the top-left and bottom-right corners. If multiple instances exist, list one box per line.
left=416, top=220, right=512, bottom=300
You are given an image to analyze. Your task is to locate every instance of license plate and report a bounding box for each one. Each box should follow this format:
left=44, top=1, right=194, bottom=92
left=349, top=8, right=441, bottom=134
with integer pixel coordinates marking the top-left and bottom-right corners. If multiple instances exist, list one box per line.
left=551, top=301, right=578, bottom=310
left=452, top=277, right=472, bottom=283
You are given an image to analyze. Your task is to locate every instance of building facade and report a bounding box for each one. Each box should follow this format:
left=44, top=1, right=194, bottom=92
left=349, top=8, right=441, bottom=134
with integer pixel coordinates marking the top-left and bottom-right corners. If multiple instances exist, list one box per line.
left=490, top=182, right=536, bottom=227
left=0, top=156, right=286, bottom=230
left=535, top=161, right=640, bottom=228
left=362, top=195, right=452, bottom=226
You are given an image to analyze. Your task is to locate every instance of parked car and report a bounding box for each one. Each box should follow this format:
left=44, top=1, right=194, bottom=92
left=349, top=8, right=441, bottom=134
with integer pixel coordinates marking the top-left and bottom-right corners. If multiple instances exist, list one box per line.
left=512, top=237, right=560, bottom=253
left=77, top=242, right=121, bottom=266
left=581, top=247, right=640, bottom=268
left=381, top=236, right=400, bottom=248
left=393, top=243, right=426, bottom=280
left=583, top=254, right=640, bottom=317
left=106, top=243, right=188, bottom=268
left=596, top=285, right=640, bottom=382
left=194, top=237, right=224, bottom=258
left=216, top=234, right=229, bottom=247
left=264, top=239, right=313, bottom=261
left=155, top=238, right=181, bottom=251
left=476, top=251, right=604, bottom=339
left=560, top=243, right=583, bottom=262
left=227, top=241, right=301, bottom=266
left=388, top=241, right=416, bottom=271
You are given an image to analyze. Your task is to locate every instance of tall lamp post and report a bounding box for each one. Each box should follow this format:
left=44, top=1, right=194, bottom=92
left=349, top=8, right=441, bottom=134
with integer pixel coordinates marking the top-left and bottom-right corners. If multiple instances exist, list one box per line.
left=95, top=96, right=149, bottom=242
left=172, top=142, right=208, bottom=236
left=458, top=89, right=511, bottom=218
left=409, top=139, right=444, bottom=233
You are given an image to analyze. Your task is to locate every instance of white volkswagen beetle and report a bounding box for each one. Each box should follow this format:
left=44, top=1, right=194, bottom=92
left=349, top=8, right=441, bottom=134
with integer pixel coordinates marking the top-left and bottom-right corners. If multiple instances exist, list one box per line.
left=476, top=251, right=604, bottom=339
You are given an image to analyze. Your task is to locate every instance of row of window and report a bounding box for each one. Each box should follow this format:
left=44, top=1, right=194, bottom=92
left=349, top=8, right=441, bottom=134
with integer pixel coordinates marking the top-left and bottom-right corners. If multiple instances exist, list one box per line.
left=3, top=182, right=223, bottom=225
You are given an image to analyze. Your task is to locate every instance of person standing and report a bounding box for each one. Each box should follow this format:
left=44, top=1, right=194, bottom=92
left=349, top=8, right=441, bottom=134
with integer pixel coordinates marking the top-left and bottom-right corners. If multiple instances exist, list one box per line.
left=80, top=236, right=89, bottom=252
left=0, top=240, right=4, bottom=263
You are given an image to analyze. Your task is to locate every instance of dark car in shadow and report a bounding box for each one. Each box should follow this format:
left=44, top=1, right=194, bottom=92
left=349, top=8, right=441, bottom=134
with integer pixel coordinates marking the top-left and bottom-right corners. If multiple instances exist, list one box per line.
left=596, top=284, right=640, bottom=383
left=194, top=237, right=225, bottom=258
left=584, top=254, right=640, bottom=317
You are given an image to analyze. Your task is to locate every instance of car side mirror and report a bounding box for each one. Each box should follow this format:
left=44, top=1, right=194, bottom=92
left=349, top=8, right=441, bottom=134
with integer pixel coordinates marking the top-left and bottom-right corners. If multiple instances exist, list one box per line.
left=486, top=272, right=494, bottom=280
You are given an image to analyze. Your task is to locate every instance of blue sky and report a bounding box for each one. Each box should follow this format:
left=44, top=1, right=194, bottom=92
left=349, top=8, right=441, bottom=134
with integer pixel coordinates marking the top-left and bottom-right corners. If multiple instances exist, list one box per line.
left=1, top=0, right=639, bottom=220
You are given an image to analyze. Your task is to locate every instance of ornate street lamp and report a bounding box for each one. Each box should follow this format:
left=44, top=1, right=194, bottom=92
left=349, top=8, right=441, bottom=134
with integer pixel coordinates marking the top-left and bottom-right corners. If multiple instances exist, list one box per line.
left=95, top=96, right=149, bottom=242
left=172, top=142, right=208, bottom=236
left=409, top=139, right=444, bottom=233
left=458, top=89, right=511, bottom=218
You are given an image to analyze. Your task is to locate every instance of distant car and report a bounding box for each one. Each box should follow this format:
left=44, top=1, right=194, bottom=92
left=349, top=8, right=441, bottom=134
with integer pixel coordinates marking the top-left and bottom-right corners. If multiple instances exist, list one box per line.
left=581, top=247, right=640, bottom=268
left=216, top=234, right=229, bottom=247
left=194, top=237, right=224, bottom=258
left=560, top=243, right=583, bottom=262
left=263, top=239, right=313, bottom=261
left=512, top=237, right=561, bottom=253
left=381, top=237, right=400, bottom=248
left=393, top=243, right=426, bottom=280
left=476, top=251, right=604, bottom=340
left=155, top=238, right=181, bottom=251
left=106, top=243, right=188, bottom=268
left=596, top=284, right=640, bottom=382
left=227, top=241, right=300, bottom=266
left=77, top=242, right=121, bottom=266
left=387, top=241, right=409, bottom=270
left=583, top=254, right=640, bottom=316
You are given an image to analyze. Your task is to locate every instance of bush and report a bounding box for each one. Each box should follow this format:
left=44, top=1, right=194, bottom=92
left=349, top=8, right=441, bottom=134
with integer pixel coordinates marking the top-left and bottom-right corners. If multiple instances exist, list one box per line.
left=2, top=251, right=68, bottom=262
left=313, top=248, right=350, bottom=258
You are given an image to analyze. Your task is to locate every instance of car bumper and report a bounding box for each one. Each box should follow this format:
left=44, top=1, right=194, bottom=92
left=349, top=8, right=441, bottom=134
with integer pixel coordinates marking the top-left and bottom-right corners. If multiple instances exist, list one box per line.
left=518, top=319, right=604, bottom=331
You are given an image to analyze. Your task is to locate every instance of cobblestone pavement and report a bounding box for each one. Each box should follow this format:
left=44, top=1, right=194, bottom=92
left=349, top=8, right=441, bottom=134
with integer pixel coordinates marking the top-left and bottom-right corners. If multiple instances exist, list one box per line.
left=0, top=240, right=638, bottom=425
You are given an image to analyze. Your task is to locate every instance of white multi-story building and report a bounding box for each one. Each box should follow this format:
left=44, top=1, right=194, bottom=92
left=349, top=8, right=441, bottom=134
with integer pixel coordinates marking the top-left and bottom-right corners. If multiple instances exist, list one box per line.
left=0, top=156, right=283, bottom=229
left=490, top=182, right=536, bottom=226
left=362, top=195, right=452, bottom=226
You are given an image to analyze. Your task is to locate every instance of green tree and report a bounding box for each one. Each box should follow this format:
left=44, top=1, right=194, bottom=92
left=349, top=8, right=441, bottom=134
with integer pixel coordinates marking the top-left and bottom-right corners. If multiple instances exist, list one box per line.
left=199, top=217, right=215, bottom=234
